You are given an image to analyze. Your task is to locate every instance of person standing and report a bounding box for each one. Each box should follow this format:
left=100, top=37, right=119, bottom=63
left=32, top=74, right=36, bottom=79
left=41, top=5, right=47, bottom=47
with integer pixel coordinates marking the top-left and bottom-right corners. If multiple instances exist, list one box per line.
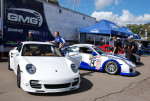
left=112, top=36, right=119, bottom=55
left=50, top=31, right=66, bottom=50
left=0, top=33, right=4, bottom=61
left=110, top=38, right=114, bottom=45
left=137, top=41, right=143, bottom=56
left=26, top=32, right=36, bottom=41
left=117, top=37, right=122, bottom=48
left=124, top=37, right=134, bottom=60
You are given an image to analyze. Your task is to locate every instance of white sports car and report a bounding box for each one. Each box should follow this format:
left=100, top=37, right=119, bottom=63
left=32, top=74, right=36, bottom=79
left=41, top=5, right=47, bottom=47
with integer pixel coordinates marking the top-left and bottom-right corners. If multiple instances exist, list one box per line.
left=8, top=42, right=80, bottom=93
left=63, top=44, right=136, bottom=76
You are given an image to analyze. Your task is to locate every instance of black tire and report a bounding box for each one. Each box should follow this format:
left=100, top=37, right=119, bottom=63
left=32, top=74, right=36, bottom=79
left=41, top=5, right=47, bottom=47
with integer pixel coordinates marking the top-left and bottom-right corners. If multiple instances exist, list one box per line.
left=8, top=55, right=12, bottom=70
left=17, top=67, right=21, bottom=88
left=105, top=61, right=120, bottom=75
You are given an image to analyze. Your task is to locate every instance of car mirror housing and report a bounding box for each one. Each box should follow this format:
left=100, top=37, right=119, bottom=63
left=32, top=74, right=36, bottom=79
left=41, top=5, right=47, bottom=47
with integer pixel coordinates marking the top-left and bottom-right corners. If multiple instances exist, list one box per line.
left=91, top=52, right=98, bottom=56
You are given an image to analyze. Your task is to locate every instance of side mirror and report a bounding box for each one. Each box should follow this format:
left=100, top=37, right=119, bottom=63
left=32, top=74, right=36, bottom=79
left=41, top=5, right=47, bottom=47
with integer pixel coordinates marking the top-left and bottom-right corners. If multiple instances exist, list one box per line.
left=12, top=50, right=19, bottom=54
left=14, top=47, right=17, bottom=50
left=91, top=52, right=98, bottom=56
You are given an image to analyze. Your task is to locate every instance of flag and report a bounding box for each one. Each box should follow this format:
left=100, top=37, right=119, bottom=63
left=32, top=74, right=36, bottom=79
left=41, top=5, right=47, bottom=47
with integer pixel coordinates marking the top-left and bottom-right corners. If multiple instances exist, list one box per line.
left=139, top=28, right=142, bottom=36
left=145, top=29, right=148, bottom=39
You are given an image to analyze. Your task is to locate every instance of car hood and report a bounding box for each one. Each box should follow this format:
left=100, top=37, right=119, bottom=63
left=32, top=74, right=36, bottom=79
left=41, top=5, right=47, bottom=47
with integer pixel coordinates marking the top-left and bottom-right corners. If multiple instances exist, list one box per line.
left=23, top=57, right=72, bottom=74
left=102, top=54, right=126, bottom=60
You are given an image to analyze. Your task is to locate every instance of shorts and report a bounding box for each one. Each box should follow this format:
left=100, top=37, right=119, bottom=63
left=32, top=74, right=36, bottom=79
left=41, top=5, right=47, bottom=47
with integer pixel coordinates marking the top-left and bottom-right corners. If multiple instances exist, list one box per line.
left=0, top=45, right=4, bottom=52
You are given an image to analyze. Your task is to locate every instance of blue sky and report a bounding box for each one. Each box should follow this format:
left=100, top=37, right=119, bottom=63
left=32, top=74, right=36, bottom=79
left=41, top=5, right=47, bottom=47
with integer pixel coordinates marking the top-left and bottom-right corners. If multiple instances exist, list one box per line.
left=58, top=0, right=150, bottom=25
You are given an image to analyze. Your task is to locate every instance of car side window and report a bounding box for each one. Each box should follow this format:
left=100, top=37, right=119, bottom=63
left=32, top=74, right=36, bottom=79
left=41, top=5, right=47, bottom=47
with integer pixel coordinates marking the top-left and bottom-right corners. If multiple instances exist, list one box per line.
left=65, top=46, right=79, bottom=53
left=79, top=47, right=93, bottom=54
left=17, top=43, right=23, bottom=52
left=106, top=47, right=113, bottom=51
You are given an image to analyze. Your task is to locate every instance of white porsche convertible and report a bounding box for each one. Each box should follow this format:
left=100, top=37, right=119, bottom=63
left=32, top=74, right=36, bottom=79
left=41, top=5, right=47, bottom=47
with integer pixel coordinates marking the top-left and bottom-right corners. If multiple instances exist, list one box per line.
left=8, top=42, right=80, bottom=93
left=63, top=44, right=136, bottom=76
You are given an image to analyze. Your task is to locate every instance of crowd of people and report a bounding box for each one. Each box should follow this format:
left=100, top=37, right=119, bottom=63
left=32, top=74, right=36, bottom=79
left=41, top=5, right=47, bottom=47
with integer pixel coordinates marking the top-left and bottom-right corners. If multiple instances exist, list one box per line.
left=112, top=35, right=143, bottom=61
left=0, top=30, right=144, bottom=62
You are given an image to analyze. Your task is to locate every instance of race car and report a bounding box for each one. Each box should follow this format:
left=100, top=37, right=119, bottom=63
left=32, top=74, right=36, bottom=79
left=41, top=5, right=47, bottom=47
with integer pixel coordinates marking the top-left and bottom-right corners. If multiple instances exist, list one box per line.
left=8, top=42, right=80, bottom=93
left=63, top=44, right=136, bottom=76
left=99, top=45, right=124, bottom=54
left=99, top=45, right=140, bottom=63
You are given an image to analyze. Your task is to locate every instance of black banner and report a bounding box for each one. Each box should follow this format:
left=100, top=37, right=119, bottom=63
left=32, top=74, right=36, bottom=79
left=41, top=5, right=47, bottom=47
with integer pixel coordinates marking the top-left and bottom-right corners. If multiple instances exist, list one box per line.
left=3, top=0, right=54, bottom=47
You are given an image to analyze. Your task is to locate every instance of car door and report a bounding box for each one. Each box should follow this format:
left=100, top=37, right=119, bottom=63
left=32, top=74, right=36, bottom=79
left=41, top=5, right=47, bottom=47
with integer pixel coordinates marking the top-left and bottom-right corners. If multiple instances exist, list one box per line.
left=10, top=49, right=16, bottom=70
left=78, top=47, right=94, bottom=64
left=14, top=43, right=23, bottom=71
left=65, top=46, right=82, bottom=67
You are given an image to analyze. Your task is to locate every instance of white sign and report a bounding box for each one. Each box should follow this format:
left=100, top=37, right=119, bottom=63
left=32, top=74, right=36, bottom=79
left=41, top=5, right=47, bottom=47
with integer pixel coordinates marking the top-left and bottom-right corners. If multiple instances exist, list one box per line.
left=90, top=29, right=99, bottom=33
left=110, top=24, right=119, bottom=29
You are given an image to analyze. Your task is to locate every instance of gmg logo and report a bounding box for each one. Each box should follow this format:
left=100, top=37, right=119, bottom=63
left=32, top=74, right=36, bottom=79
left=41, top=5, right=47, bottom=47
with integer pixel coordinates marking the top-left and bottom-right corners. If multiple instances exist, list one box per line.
left=7, top=8, right=43, bottom=27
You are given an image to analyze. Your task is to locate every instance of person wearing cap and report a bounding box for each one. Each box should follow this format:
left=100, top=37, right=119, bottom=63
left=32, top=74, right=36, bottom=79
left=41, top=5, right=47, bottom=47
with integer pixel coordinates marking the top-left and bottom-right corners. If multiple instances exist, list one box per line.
left=50, top=31, right=66, bottom=50
left=124, top=37, right=134, bottom=60
left=26, top=32, right=36, bottom=41
left=112, top=36, right=119, bottom=55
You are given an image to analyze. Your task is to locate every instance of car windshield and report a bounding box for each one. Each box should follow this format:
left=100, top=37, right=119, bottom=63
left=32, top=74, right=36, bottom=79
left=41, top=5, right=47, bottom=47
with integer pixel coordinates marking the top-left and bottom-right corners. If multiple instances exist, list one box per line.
left=93, top=46, right=106, bottom=55
left=22, top=44, right=62, bottom=57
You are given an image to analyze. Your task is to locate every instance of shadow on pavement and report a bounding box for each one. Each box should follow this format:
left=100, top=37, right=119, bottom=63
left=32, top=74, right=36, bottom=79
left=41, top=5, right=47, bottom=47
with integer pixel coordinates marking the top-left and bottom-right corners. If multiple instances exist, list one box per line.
left=0, top=58, right=8, bottom=63
left=29, top=73, right=93, bottom=96
left=136, top=62, right=144, bottom=67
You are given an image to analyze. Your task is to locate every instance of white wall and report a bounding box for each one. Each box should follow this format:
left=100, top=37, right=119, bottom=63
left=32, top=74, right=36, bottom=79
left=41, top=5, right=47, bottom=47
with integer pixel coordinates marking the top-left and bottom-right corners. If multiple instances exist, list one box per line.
left=43, top=2, right=96, bottom=41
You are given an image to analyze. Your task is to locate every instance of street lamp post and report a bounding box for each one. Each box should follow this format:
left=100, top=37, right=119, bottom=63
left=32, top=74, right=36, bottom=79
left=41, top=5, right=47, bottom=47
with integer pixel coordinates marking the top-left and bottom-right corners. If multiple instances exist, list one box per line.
left=73, top=0, right=75, bottom=12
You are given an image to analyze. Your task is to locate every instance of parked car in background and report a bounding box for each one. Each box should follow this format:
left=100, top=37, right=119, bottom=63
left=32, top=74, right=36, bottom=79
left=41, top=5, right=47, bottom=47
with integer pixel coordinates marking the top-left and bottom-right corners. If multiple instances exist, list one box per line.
left=8, top=42, right=81, bottom=93
left=63, top=44, right=136, bottom=76
left=99, top=45, right=125, bottom=55
left=99, top=45, right=140, bottom=63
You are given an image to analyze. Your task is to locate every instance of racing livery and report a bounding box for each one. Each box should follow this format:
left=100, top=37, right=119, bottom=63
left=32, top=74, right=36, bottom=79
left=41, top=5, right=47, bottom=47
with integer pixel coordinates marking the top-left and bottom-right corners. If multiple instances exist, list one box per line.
left=63, top=44, right=136, bottom=76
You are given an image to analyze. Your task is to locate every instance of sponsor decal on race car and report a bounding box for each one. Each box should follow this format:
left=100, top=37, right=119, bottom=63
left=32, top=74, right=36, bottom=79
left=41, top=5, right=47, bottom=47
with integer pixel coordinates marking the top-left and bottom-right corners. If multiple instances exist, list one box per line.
left=89, top=55, right=101, bottom=70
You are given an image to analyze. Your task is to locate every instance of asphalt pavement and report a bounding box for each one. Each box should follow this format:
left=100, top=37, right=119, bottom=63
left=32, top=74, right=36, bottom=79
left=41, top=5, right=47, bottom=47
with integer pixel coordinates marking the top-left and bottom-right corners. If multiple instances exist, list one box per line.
left=0, top=56, right=150, bottom=101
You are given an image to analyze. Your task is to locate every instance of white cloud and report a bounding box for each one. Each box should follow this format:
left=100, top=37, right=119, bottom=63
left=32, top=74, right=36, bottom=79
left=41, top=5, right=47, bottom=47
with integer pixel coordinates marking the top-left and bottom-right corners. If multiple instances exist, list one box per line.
left=94, top=0, right=120, bottom=10
left=91, top=9, right=150, bottom=26
left=91, top=11, right=118, bottom=22
left=95, top=0, right=113, bottom=10
left=114, top=0, right=119, bottom=5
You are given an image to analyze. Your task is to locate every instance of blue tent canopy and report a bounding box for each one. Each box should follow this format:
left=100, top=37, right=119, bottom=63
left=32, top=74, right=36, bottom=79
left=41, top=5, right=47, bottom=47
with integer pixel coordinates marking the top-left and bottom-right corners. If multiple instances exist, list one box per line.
left=79, top=19, right=122, bottom=36
left=120, top=26, right=135, bottom=37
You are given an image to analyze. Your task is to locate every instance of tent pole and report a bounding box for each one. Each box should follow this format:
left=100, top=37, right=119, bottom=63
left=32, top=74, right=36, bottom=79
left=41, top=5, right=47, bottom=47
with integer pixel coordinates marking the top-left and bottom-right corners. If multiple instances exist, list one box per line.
left=79, top=32, right=81, bottom=44
left=109, top=34, right=111, bottom=45
left=94, top=36, right=95, bottom=45
left=122, top=35, right=123, bottom=48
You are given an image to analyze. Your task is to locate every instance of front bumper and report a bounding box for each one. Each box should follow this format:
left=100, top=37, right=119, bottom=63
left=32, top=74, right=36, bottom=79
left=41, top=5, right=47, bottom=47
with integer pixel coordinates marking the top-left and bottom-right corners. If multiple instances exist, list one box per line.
left=120, top=65, right=136, bottom=76
left=21, top=74, right=80, bottom=93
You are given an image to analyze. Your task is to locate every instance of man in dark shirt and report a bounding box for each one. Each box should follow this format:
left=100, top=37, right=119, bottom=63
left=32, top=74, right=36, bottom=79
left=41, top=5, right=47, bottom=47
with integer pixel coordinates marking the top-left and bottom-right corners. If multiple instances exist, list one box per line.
left=112, top=36, right=118, bottom=55
left=117, top=37, right=122, bottom=48
left=124, top=37, right=134, bottom=60
left=0, top=33, right=4, bottom=61
left=26, top=32, right=36, bottom=41
left=124, top=37, right=134, bottom=50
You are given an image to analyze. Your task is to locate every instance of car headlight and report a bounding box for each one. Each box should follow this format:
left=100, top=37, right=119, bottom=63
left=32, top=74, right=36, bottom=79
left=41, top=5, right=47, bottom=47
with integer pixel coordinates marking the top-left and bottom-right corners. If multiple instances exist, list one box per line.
left=26, top=64, right=36, bottom=74
left=71, top=64, right=78, bottom=73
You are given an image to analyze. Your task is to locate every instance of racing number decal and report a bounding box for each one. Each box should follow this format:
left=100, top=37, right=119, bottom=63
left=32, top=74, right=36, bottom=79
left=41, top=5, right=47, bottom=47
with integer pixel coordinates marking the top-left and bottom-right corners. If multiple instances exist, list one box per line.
left=89, top=55, right=101, bottom=70
left=95, top=56, right=101, bottom=70
left=89, top=55, right=96, bottom=67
